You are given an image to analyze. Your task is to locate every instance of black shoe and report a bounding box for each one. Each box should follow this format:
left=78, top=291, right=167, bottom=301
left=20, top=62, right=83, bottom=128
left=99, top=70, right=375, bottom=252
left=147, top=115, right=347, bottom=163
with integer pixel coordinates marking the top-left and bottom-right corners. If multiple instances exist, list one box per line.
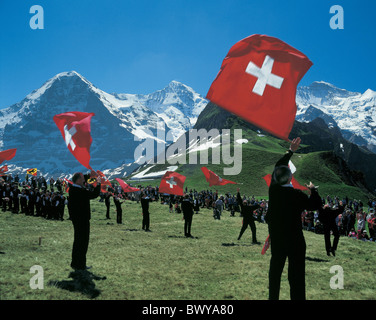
left=331, top=248, right=336, bottom=256
left=327, top=251, right=331, bottom=256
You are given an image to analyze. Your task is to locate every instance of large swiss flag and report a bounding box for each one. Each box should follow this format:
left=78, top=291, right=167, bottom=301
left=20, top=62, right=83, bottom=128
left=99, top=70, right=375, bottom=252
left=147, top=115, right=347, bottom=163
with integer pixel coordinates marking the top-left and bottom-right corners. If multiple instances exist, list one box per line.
left=207, top=34, right=313, bottom=141
left=159, top=171, right=186, bottom=196
left=53, top=111, right=94, bottom=170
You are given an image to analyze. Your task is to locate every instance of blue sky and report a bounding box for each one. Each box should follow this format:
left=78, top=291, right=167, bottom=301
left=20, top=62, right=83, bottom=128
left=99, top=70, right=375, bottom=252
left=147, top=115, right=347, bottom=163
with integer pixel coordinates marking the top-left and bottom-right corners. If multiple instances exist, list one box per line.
left=0, top=0, right=375, bottom=109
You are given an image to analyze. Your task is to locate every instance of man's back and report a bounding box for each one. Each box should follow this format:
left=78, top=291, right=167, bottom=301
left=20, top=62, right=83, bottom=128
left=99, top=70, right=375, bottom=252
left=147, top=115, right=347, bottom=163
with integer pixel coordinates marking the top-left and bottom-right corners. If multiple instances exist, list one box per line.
left=181, top=199, right=193, bottom=215
left=69, top=184, right=100, bottom=222
left=141, top=197, right=150, bottom=212
left=268, top=185, right=320, bottom=244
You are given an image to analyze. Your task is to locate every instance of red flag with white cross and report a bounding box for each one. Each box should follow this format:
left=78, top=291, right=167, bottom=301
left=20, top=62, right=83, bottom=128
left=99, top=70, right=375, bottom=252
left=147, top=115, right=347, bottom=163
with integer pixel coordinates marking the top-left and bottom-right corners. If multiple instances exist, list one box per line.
left=115, top=178, right=140, bottom=193
left=159, top=171, right=186, bottom=196
left=0, top=165, right=8, bottom=175
left=201, top=167, right=237, bottom=187
left=53, top=111, right=94, bottom=170
left=207, top=34, right=313, bottom=141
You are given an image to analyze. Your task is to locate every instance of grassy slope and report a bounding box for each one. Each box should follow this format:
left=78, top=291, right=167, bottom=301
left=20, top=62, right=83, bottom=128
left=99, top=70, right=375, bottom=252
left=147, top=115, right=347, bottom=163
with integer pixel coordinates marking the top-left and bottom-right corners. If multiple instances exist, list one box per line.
left=1, top=200, right=375, bottom=300
left=129, top=132, right=373, bottom=203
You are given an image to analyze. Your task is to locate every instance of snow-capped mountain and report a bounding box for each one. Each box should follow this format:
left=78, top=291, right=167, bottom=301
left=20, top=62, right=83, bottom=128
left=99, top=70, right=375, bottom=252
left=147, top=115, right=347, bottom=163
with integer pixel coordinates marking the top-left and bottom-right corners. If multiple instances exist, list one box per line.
left=113, top=80, right=207, bottom=141
left=296, top=81, right=376, bottom=153
left=0, top=71, right=207, bottom=178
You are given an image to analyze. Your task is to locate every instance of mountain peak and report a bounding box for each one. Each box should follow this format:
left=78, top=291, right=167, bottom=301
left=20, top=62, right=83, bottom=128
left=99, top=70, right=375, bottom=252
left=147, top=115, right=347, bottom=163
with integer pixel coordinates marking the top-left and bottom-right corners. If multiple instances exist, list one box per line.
left=165, top=80, right=193, bottom=92
left=26, top=71, right=93, bottom=101
left=304, top=81, right=351, bottom=93
left=362, top=88, right=376, bottom=99
left=51, top=70, right=92, bottom=86
left=310, top=81, right=338, bottom=88
left=297, top=81, right=360, bottom=108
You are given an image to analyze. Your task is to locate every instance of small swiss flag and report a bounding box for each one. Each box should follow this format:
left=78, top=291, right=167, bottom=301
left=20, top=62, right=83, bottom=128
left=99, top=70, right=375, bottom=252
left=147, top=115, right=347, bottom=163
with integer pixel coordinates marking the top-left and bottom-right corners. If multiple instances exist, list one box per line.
left=159, top=171, right=186, bottom=196
left=0, top=165, right=8, bottom=175
left=115, top=178, right=140, bottom=193
left=201, top=167, right=237, bottom=187
left=53, top=111, right=94, bottom=170
left=207, top=34, right=313, bottom=141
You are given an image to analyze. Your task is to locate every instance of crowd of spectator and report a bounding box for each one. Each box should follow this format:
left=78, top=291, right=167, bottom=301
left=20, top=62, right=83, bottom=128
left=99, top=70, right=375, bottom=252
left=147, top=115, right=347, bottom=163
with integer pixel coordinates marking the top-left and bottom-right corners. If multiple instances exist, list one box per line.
left=302, top=195, right=376, bottom=242
left=1, top=173, right=375, bottom=244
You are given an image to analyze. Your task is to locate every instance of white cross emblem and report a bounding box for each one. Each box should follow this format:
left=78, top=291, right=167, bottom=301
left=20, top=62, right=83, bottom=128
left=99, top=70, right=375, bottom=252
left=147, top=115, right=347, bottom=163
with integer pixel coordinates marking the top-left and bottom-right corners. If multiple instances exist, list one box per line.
left=64, top=124, right=77, bottom=151
left=166, top=176, right=177, bottom=189
left=245, top=55, right=284, bottom=96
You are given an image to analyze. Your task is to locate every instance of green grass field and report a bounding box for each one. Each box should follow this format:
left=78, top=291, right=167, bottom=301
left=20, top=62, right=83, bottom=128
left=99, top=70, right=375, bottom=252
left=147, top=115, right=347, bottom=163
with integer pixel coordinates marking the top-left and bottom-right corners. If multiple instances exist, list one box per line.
left=1, top=198, right=375, bottom=300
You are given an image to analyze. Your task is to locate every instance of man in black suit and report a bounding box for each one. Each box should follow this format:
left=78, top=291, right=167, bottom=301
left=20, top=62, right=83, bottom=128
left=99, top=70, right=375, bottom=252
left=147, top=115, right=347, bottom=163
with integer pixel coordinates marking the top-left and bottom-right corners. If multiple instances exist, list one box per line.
left=141, top=192, right=151, bottom=231
left=69, top=171, right=101, bottom=271
left=113, top=194, right=124, bottom=224
left=318, top=201, right=344, bottom=256
left=181, top=194, right=194, bottom=237
left=105, top=192, right=111, bottom=219
left=237, top=189, right=260, bottom=243
left=265, top=137, right=322, bottom=300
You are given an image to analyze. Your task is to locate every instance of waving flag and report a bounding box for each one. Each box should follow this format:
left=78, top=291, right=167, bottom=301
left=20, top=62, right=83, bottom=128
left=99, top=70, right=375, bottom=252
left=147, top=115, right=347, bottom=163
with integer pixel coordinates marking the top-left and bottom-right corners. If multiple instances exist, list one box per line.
left=263, top=174, right=308, bottom=191
left=0, top=165, right=8, bottom=175
left=159, top=171, right=186, bottom=196
left=97, top=170, right=111, bottom=186
left=201, top=167, right=237, bottom=187
left=63, top=178, right=73, bottom=193
left=53, top=111, right=94, bottom=170
left=87, top=177, right=98, bottom=187
left=27, top=168, right=38, bottom=176
left=96, top=170, right=112, bottom=193
left=64, top=178, right=73, bottom=185
left=206, top=34, right=313, bottom=141
left=0, top=148, right=17, bottom=165
left=115, top=178, right=140, bottom=193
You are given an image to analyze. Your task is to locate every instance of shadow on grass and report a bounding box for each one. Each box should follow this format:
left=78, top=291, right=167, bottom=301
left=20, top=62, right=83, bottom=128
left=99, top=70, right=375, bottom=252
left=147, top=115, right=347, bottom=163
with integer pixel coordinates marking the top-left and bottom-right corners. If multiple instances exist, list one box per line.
left=221, top=242, right=260, bottom=247
left=48, top=270, right=106, bottom=299
left=305, top=256, right=330, bottom=263
left=168, top=235, right=200, bottom=239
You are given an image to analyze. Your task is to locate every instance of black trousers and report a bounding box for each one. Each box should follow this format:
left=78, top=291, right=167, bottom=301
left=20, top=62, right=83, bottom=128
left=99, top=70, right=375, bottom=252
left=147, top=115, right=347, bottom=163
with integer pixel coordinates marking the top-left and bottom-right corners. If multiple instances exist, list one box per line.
left=142, top=212, right=150, bottom=230
left=238, top=218, right=257, bottom=242
left=324, top=222, right=339, bottom=253
left=71, top=220, right=90, bottom=270
left=184, top=214, right=193, bottom=236
left=117, top=209, right=122, bottom=224
left=269, top=240, right=306, bottom=300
